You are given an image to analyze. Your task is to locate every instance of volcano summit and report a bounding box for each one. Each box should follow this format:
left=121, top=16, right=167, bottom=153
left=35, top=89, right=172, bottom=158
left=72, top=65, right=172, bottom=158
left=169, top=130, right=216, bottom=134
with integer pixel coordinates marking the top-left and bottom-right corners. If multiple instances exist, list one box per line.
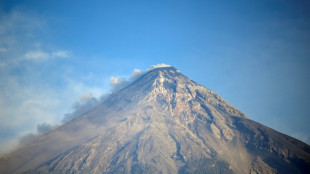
left=0, top=66, right=309, bottom=174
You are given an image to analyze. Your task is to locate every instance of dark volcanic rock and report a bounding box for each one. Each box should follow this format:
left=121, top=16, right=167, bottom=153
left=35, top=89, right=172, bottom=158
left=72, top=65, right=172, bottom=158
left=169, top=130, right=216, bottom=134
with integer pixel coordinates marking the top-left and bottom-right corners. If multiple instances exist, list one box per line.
left=0, top=66, right=309, bottom=174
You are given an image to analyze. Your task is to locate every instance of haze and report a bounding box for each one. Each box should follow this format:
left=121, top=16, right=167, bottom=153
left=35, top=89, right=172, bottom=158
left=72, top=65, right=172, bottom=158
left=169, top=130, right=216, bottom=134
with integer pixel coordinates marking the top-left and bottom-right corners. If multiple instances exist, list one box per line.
left=0, top=0, right=309, bottom=157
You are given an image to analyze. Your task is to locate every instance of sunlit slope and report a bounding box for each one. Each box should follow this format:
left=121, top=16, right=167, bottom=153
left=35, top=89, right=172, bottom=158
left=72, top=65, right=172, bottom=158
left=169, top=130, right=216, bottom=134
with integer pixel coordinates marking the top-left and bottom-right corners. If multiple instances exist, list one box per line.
left=0, top=67, right=309, bottom=174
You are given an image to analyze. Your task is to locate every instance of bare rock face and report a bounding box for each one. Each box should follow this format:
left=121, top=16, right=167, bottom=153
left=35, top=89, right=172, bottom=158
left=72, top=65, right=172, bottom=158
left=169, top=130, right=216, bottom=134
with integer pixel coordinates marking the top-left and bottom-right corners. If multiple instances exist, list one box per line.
left=0, top=66, right=309, bottom=174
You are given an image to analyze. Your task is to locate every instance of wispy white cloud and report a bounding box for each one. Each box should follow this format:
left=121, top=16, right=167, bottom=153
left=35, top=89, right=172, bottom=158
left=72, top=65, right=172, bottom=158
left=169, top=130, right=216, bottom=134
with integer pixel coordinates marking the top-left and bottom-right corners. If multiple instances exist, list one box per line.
left=24, top=50, right=70, bottom=61
left=0, top=8, right=71, bottom=69
left=109, top=68, right=145, bottom=91
left=0, top=9, right=167, bottom=158
left=62, top=68, right=146, bottom=123
left=0, top=73, right=109, bottom=156
left=0, top=83, right=69, bottom=156
left=52, top=50, right=70, bottom=58
left=110, top=76, right=127, bottom=87
left=109, top=65, right=172, bottom=91
left=24, top=50, right=49, bottom=60
left=0, top=9, right=44, bottom=64
left=0, top=9, right=75, bottom=156
left=62, top=68, right=146, bottom=124
left=148, top=63, right=171, bottom=70
left=0, top=60, right=173, bottom=157
left=131, top=69, right=144, bottom=79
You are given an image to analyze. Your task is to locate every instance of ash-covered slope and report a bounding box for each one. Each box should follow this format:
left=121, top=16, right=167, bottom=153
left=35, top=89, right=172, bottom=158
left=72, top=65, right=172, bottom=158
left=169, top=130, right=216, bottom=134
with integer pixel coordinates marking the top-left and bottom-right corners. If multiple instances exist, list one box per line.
left=0, top=66, right=309, bottom=174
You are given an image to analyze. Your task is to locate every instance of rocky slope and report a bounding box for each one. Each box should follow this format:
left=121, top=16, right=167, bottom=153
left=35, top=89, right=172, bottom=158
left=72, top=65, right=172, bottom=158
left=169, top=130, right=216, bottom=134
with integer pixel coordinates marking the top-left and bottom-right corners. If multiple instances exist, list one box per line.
left=0, top=66, right=309, bottom=174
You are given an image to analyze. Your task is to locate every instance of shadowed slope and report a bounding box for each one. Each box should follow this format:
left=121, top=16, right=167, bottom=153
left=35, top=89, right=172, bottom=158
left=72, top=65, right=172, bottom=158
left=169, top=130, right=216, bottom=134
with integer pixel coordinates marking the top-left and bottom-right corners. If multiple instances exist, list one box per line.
left=0, top=66, right=309, bottom=174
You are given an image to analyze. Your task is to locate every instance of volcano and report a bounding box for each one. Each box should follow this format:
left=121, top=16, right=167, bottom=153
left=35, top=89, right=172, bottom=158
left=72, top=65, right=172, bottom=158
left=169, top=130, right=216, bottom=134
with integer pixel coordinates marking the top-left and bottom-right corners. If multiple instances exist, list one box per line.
left=0, top=66, right=309, bottom=174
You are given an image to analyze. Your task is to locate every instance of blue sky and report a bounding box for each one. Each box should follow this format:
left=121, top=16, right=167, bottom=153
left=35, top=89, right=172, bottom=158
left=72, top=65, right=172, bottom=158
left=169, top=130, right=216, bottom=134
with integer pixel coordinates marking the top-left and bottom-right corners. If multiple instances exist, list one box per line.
left=0, top=0, right=309, bottom=155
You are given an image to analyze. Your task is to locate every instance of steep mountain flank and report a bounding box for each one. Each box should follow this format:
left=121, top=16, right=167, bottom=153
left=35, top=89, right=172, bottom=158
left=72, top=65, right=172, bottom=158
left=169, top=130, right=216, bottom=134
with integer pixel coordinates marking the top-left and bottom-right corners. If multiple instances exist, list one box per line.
left=1, top=66, right=309, bottom=174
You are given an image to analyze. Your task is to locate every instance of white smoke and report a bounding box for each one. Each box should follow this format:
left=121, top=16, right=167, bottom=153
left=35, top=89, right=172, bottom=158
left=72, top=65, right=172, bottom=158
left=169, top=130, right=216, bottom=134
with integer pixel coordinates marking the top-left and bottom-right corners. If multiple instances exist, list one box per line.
left=109, top=68, right=145, bottom=91
left=62, top=93, right=99, bottom=123
left=19, top=122, right=56, bottom=145
left=148, top=63, right=171, bottom=70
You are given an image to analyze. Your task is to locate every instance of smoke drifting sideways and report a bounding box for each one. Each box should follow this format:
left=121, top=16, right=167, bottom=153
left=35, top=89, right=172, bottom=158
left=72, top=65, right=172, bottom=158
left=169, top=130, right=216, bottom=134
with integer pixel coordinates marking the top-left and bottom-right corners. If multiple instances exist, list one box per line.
left=18, top=64, right=169, bottom=145
left=62, top=64, right=170, bottom=123
left=19, top=123, right=54, bottom=145
left=63, top=68, right=145, bottom=122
